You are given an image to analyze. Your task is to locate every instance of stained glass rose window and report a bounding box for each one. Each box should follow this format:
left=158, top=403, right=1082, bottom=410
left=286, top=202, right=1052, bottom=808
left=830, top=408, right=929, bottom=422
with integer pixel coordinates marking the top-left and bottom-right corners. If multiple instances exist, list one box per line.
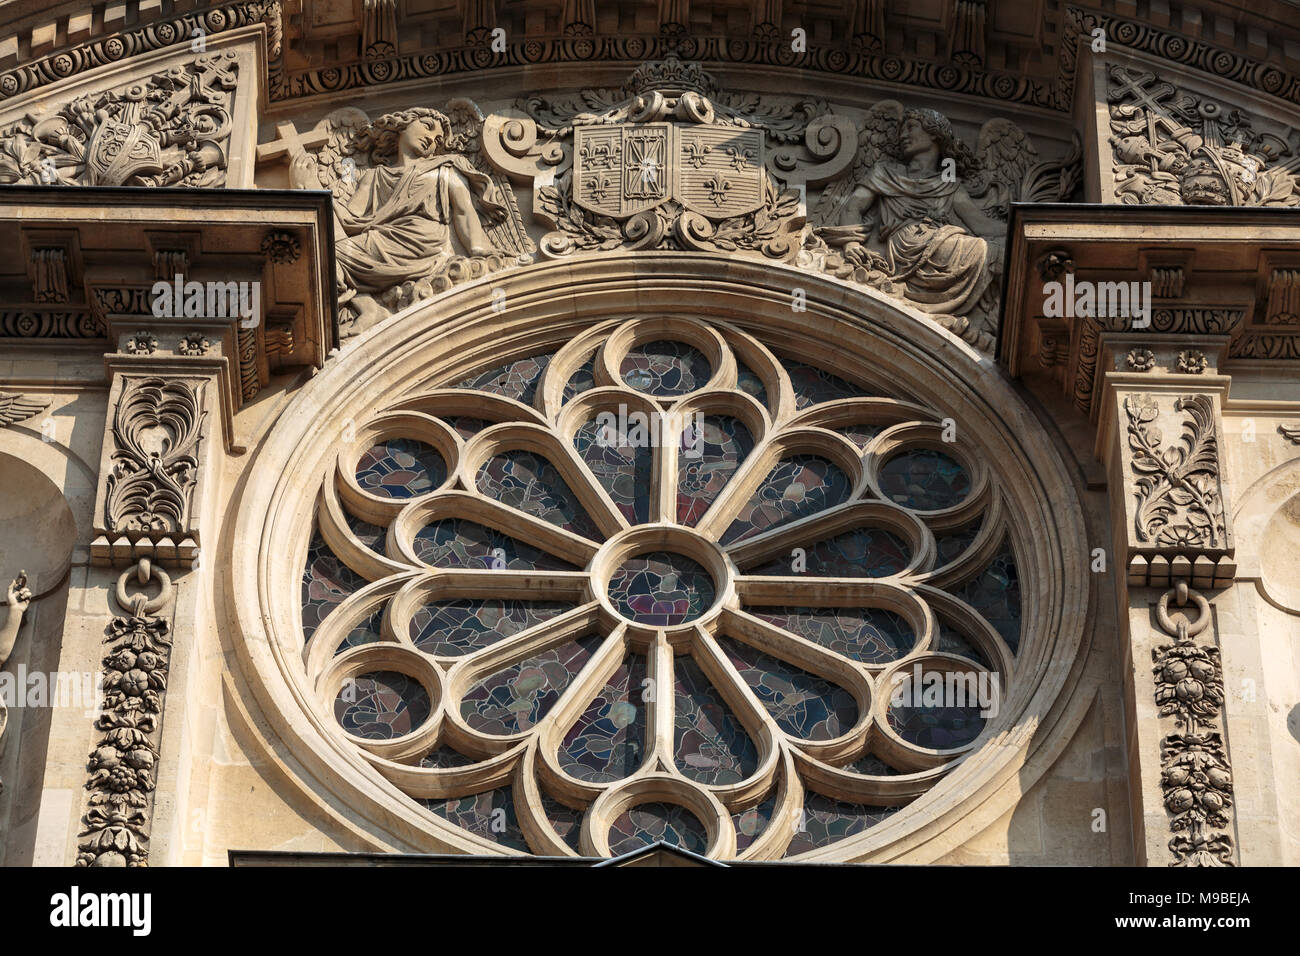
left=299, top=316, right=1022, bottom=860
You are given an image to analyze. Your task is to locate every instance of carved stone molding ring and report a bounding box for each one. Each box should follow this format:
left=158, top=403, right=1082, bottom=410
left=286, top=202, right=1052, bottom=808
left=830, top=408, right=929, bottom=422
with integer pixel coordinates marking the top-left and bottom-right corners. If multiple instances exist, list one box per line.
left=115, top=559, right=172, bottom=617
left=1156, top=584, right=1210, bottom=640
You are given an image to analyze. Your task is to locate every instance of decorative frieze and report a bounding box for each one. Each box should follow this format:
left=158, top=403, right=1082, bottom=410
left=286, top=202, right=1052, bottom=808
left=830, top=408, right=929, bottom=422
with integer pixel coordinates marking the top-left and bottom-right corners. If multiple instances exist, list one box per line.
left=77, top=559, right=174, bottom=867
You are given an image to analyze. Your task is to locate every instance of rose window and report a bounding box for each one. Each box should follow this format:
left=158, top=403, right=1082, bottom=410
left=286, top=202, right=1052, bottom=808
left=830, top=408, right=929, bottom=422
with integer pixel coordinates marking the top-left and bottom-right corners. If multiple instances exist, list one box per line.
left=299, top=316, right=1022, bottom=860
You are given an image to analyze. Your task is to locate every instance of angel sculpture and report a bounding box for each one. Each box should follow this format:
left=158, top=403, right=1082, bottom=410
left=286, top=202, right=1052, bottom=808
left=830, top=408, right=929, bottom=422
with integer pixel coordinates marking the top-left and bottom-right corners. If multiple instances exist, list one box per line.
left=812, top=103, right=1079, bottom=348
left=288, top=103, right=533, bottom=332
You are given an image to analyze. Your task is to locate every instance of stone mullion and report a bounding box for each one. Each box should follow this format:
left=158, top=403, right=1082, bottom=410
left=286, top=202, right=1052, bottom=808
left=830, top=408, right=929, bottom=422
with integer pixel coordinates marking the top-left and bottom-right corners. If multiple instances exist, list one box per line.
left=1098, top=359, right=1238, bottom=866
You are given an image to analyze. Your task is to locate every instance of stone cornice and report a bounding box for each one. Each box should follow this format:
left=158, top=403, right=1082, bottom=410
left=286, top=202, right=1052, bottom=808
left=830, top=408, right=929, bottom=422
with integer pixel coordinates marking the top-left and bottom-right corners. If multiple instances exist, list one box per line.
left=1001, top=201, right=1300, bottom=422
left=0, top=185, right=338, bottom=447
left=3, top=1, right=1300, bottom=117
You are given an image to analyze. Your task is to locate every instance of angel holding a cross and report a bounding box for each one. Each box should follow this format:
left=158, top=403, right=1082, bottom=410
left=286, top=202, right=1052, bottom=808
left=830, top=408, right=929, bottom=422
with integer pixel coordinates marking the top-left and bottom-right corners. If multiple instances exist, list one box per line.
left=289, top=106, right=524, bottom=331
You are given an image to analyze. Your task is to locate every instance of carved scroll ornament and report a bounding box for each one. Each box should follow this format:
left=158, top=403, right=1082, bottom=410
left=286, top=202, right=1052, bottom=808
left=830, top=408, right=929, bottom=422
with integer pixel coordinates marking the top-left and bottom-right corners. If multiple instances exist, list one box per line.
left=104, top=378, right=206, bottom=536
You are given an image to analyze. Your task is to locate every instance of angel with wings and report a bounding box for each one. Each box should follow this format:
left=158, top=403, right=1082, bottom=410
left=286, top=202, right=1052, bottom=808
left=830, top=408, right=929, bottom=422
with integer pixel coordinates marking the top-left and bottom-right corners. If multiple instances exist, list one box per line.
left=814, top=103, right=1078, bottom=346
left=289, top=104, right=532, bottom=331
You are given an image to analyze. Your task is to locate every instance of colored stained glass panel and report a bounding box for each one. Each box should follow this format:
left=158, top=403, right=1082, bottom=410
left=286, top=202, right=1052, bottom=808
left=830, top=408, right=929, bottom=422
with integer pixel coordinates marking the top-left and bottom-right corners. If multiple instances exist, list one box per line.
left=733, top=793, right=778, bottom=852
left=441, top=415, right=492, bottom=440
left=355, top=438, right=446, bottom=499
left=935, top=621, right=992, bottom=669
left=721, top=455, right=853, bottom=544
left=419, top=746, right=477, bottom=769
left=779, top=357, right=869, bottom=408
left=935, top=520, right=981, bottom=567
left=422, top=787, right=529, bottom=852
left=607, top=551, right=716, bottom=626
left=744, top=526, right=909, bottom=577
left=573, top=418, right=653, bottom=524
left=410, top=599, right=574, bottom=656
left=954, top=540, right=1021, bottom=652
left=717, top=636, right=856, bottom=740
left=735, top=361, right=769, bottom=409
left=333, top=670, right=431, bottom=740
left=843, top=752, right=904, bottom=776
left=476, top=450, right=601, bottom=540
left=343, top=510, right=386, bottom=553
left=677, top=415, right=754, bottom=526
left=608, top=802, right=708, bottom=856
left=333, top=607, right=385, bottom=656
left=620, top=340, right=711, bottom=396
left=835, top=423, right=885, bottom=448
left=878, top=449, right=970, bottom=510
left=562, top=354, right=597, bottom=404
left=749, top=606, right=915, bottom=664
left=559, top=655, right=648, bottom=783
left=301, top=531, right=366, bottom=645
left=886, top=671, right=986, bottom=750
left=673, top=656, right=759, bottom=785
left=460, top=635, right=602, bottom=735
left=413, top=518, right=578, bottom=571
left=456, top=354, right=553, bottom=405
left=783, top=793, right=902, bottom=856
left=541, top=792, right=584, bottom=851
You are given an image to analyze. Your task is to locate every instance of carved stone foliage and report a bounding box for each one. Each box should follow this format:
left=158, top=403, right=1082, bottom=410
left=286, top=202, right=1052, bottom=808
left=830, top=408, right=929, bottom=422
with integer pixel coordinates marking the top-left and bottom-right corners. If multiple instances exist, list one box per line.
left=0, top=392, right=49, bottom=427
left=104, top=378, right=206, bottom=539
left=800, top=101, right=1080, bottom=350
left=505, top=57, right=839, bottom=262
left=0, top=52, right=240, bottom=187
left=1108, top=64, right=1300, bottom=208
left=279, top=100, right=534, bottom=335
left=1125, top=394, right=1226, bottom=551
left=1152, top=586, right=1235, bottom=867
left=77, top=560, right=173, bottom=867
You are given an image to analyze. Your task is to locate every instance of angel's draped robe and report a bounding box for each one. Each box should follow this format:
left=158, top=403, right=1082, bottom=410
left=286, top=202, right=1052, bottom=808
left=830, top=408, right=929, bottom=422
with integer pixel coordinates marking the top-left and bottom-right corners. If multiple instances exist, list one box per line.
left=857, top=162, right=998, bottom=317
left=333, top=153, right=506, bottom=297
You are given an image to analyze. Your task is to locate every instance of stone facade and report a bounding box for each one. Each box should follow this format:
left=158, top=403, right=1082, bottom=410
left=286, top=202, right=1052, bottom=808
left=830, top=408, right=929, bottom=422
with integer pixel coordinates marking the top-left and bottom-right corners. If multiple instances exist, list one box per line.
left=0, top=0, right=1296, bottom=866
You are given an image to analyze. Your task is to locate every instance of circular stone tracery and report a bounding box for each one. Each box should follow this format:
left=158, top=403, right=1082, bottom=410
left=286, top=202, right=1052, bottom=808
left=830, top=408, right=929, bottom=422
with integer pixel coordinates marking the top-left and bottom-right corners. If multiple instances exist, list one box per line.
left=293, top=311, right=1035, bottom=862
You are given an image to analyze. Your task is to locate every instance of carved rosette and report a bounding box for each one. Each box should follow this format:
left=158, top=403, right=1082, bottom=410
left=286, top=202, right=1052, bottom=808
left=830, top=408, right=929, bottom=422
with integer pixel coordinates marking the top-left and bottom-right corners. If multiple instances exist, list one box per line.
left=77, top=560, right=174, bottom=867
left=93, top=377, right=207, bottom=566
left=1151, top=585, right=1235, bottom=867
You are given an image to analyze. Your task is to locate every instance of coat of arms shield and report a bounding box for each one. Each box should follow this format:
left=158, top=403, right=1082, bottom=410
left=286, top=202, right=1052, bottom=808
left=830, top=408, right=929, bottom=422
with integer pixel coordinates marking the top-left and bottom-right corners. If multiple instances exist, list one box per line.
left=573, top=123, right=765, bottom=220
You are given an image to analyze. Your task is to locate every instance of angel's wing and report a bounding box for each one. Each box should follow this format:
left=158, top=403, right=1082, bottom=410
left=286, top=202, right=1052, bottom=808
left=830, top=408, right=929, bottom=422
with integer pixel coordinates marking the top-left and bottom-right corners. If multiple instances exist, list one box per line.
left=291, top=107, right=374, bottom=201
left=0, top=392, right=49, bottom=427
left=445, top=98, right=536, bottom=258
left=811, top=99, right=903, bottom=226
left=966, top=118, right=1040, bottom=219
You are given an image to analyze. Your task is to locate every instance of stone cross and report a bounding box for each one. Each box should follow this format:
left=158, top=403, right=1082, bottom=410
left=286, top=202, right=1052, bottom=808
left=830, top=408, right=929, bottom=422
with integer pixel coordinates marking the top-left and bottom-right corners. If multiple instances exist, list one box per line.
left=256, top=120, right=330, bottom=168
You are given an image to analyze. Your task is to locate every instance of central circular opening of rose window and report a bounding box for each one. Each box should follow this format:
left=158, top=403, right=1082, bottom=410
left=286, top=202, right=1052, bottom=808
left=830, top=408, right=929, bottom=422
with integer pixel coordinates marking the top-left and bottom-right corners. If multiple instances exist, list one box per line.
left=606, top=551, right=717, bottom=626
